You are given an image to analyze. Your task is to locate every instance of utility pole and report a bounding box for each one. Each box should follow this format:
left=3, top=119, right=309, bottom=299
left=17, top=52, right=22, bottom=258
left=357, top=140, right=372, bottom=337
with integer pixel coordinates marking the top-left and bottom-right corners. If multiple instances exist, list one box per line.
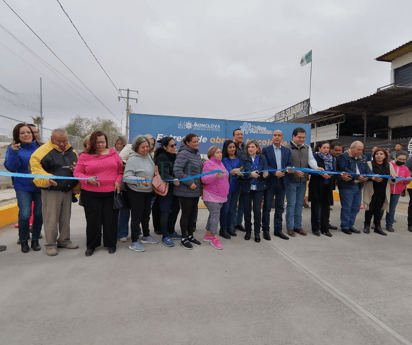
left=118, top=89, right=138, bottom=142
left=40, top=77, right=43, bottom=141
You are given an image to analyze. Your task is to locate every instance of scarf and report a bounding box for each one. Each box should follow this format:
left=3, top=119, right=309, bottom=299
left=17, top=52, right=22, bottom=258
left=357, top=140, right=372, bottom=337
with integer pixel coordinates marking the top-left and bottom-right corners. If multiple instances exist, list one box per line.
left=317, top=152, right=334, bottom=171
left=250, top=155, right=260, bottom=185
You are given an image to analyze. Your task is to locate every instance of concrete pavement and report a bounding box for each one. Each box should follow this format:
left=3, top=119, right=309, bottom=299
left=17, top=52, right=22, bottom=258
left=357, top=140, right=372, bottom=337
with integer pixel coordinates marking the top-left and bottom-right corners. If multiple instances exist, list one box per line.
left=1, top=204, right=412, bottom=345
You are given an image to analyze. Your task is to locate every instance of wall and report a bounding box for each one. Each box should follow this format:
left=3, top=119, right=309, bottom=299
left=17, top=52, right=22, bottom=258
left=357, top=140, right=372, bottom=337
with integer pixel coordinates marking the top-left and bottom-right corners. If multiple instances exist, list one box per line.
left=390, top=52, right=412, bottom=83
left=388, top=109, right=412, bottom=128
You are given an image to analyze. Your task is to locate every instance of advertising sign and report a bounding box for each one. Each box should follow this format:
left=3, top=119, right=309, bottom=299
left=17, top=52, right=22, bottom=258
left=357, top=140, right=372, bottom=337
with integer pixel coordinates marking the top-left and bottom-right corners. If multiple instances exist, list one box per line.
left=274, top=99, right=310, bottom=123
left=129, top=114, right=311, bottom=154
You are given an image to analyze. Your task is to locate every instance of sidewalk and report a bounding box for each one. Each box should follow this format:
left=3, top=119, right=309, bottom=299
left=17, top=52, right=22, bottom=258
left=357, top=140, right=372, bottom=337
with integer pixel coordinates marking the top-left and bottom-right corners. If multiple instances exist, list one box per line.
left=1, top=205, right=412, bottom=344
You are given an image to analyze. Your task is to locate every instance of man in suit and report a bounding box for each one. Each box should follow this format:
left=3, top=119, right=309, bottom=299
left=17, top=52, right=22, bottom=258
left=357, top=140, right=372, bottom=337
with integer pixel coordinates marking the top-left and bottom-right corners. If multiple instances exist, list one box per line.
left=262, top=130, right=293, bottom=240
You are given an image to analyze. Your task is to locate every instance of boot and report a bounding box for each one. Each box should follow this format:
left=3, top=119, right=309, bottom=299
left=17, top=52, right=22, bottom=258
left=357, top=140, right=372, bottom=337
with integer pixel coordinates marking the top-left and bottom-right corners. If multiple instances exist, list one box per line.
left=244, top=232, right=251, bottom=240
left=374, top=224, right=387, bottom=236
left=227, top=227, right=237, bottom=237
left=363, top=224, right=370, bottom=234
left=21, top=241, right=30, bottom=253
left=219, top=229, right=231, bottom=239
left=31, top=240, right=41, bottom=251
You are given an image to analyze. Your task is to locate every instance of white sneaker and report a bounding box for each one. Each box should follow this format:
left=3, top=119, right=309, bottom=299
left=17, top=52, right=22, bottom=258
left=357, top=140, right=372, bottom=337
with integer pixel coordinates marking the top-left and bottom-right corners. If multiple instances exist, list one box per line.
left=119, top=237, right=127, bottom=243
left=129, top=241, right=145, bottom=252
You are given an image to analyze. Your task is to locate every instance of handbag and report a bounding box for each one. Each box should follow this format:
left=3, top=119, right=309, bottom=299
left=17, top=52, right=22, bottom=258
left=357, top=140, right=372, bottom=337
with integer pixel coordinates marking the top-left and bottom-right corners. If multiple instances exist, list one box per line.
left=113, top=190, right=131, bottom=210
left=152, top=166, right=169, bottom=196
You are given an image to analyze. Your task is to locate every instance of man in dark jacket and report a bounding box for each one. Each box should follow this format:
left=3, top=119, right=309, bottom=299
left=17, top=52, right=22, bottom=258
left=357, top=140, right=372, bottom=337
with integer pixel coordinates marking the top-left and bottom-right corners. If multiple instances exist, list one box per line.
left=337, top=141, right=373, bottom=235
left=232, top=128, right=246, bottom=231
left=262, top=130, right=293, bottom=240
left=30, top=128, right=79, bottom=256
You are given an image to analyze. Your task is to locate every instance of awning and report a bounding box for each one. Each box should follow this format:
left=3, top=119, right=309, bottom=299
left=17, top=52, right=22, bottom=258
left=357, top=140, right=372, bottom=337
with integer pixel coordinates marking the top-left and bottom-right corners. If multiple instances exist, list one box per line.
left=289, top=86, right=412, bottom=124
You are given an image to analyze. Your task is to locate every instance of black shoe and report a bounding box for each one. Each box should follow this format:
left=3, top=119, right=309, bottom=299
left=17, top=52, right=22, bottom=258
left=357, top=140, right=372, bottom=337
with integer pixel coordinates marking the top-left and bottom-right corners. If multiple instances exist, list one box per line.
left=263, top=232, right=271, bottom=241
left=374, top=227, right=387, bottom=236
left=350, top=228, right=361, bottom=234
left=364, top=224, right=370, bottom=234
left=0, top=245, right=6, bottom=252
left=227, top=227, right=237, bottom=237
left=312, top=231, right=321, bottom=236
left=188, top=235, right=201, bottom=246
left=219, top=230, right=231, bottom=239
left=85, top=248, right=94, bottom=257
left=328, top=224, right=338, bottom=230
left=408, top=225, right=412, bottom=232
left=235, top=224, right=246, bottom=232
left=245, top=232, right=251, bottom=240
left=108, top=247, right=116, bottom=254
left=180, top=238, right=193, bottom=250
left=21, top=241, right=30, bottom=253
left=255, top=233, right=261, bottom=243
left=386, top=226, right=394, bottom=233
left=274, top=232, right=289, bottom=240
left=31, top=240, right=41, bottom=251
left=342, top=229, right=352, bottom=235
left=322, top=230, right=333, bottom=237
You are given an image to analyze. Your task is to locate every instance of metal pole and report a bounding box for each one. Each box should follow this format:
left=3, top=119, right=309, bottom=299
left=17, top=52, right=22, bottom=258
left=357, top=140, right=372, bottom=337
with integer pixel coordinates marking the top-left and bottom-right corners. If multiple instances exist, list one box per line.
left=126, top=89, right=130, bottom=142
left=309, top=61, right=313, bottom=114
left=40, top=77, right=43, bottom=141
left=363, top=113, right=367, bottom=142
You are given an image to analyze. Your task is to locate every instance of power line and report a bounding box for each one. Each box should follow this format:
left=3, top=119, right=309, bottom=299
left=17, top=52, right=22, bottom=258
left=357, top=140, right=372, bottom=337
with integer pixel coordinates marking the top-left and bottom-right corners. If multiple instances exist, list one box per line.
left=3, top=0, right=121, bottom=123
left=0, top=41, right=93, bottom=110
left=55, top=0, right=126, bottom=104
left=0, top=22, right=97, bottom=108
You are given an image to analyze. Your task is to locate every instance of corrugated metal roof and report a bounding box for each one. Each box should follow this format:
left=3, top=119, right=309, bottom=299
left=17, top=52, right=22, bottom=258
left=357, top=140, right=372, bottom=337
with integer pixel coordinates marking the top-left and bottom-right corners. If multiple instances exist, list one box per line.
left=376, top=41, right=412, bottom=62
left=288, top=86, right=412, bottom=124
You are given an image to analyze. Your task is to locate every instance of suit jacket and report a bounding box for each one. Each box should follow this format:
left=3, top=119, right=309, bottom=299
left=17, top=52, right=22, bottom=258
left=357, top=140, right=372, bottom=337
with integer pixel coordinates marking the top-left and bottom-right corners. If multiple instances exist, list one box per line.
left=262, top=145, right=292, bottom=188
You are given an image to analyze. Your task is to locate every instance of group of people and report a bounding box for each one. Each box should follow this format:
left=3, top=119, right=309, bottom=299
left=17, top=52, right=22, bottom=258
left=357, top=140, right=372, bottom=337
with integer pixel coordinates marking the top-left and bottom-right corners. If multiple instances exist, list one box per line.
left=1, top=122, right=412, bottom=256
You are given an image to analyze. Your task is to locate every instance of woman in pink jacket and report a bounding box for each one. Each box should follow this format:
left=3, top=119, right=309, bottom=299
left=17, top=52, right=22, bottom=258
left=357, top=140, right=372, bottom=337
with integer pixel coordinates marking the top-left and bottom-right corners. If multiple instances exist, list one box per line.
left=386, top=152, right=411, bottom=232
left=201, top=146, right=229, bottom=249
left=74, top=131, right=124, bottom=256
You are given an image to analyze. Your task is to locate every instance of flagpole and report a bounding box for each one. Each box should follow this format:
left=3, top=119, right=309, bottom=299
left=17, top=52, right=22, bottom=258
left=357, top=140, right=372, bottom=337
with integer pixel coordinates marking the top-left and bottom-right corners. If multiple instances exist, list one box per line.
left=309, top=60, right=312, bottom=114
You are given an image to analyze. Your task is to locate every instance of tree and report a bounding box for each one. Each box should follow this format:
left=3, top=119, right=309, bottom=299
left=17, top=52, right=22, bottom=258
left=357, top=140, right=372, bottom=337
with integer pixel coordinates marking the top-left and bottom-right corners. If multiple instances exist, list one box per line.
left=64, top=116, right=122, bottom=146
left=30, top=116, right=42, bottom=126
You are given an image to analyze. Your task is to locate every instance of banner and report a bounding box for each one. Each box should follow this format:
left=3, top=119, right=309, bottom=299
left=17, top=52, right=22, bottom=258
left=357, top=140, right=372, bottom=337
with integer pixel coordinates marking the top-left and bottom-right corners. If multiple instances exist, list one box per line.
left=300, top=50, right=312, bottom=66
left=273, top=99, right=310, bottom=123
left=129, top=114, right=311, bottom=154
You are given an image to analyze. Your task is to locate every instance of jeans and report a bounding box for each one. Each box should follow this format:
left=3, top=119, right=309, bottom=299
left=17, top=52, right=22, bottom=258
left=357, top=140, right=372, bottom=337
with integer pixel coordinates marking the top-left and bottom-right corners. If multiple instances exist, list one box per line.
left=158, top=190, right=180, bottom=237
left=285, top=181, right=306, bottom=230
left=117, top=209, right=130, bottom=239
left=220, top=189, right=240, bottom=231
left=339, top=185, right=362, bottom=230
left=243, top=190, right=264, bottom=233
left=262, top=182, right=286, bottom=234
left=236, top=191, right=244, bottom=226
left=386, top=194, right=401, bottom=227
left=15, top=189, right=42, bottom=242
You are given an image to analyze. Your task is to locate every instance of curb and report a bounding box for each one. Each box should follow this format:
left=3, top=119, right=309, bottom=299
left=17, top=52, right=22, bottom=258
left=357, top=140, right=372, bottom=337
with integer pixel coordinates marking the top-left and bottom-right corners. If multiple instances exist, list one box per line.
left=0, top=203, right=18, bottom=229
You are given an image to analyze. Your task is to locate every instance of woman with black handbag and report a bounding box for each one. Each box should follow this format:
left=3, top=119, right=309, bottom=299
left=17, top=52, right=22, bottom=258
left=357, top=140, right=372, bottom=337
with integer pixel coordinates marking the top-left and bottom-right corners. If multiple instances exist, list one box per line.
left=154, top=136, right=181, bottom=247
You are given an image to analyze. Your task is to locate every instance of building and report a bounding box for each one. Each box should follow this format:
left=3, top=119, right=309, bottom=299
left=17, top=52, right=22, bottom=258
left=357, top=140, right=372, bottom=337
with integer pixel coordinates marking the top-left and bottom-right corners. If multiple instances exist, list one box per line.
left=277, top=41, right=412, bottom=154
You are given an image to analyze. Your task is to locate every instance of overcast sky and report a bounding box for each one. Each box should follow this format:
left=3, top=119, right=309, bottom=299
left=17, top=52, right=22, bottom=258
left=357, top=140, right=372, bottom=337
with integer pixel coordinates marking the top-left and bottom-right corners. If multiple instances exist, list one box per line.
left=0, top=0, right=411, bottom=137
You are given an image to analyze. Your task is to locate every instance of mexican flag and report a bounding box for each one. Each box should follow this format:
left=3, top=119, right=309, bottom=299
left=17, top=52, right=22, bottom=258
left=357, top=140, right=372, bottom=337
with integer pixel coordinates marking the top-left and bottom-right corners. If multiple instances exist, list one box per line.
left=300, top=50, right=312, bottom=66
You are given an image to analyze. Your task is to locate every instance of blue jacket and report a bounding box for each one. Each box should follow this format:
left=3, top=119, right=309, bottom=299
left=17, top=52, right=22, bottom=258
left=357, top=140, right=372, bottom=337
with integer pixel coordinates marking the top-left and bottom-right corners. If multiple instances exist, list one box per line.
left=238, top=154, right=270, bottom=192
left=5, top=141, right=41, bottom=193
left=262, top=145, right=292, bottom=188
left=222, top=157, right=240, bottom=193
left=337, top=152, right=373, bottom=189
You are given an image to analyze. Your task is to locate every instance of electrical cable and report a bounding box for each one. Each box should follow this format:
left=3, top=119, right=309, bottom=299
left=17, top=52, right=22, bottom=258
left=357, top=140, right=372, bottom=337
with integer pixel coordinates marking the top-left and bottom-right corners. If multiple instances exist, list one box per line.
left=55, top=0, right=126, bottom=104
left=0, top=41, right=94, bottom=110
left=3, top=0, right=121, bottom=123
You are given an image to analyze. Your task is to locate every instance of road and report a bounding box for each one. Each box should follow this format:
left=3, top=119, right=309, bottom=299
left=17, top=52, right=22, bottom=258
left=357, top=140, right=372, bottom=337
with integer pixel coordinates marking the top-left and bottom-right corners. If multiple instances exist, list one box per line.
left=1, top=204, right=412, bottom=345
